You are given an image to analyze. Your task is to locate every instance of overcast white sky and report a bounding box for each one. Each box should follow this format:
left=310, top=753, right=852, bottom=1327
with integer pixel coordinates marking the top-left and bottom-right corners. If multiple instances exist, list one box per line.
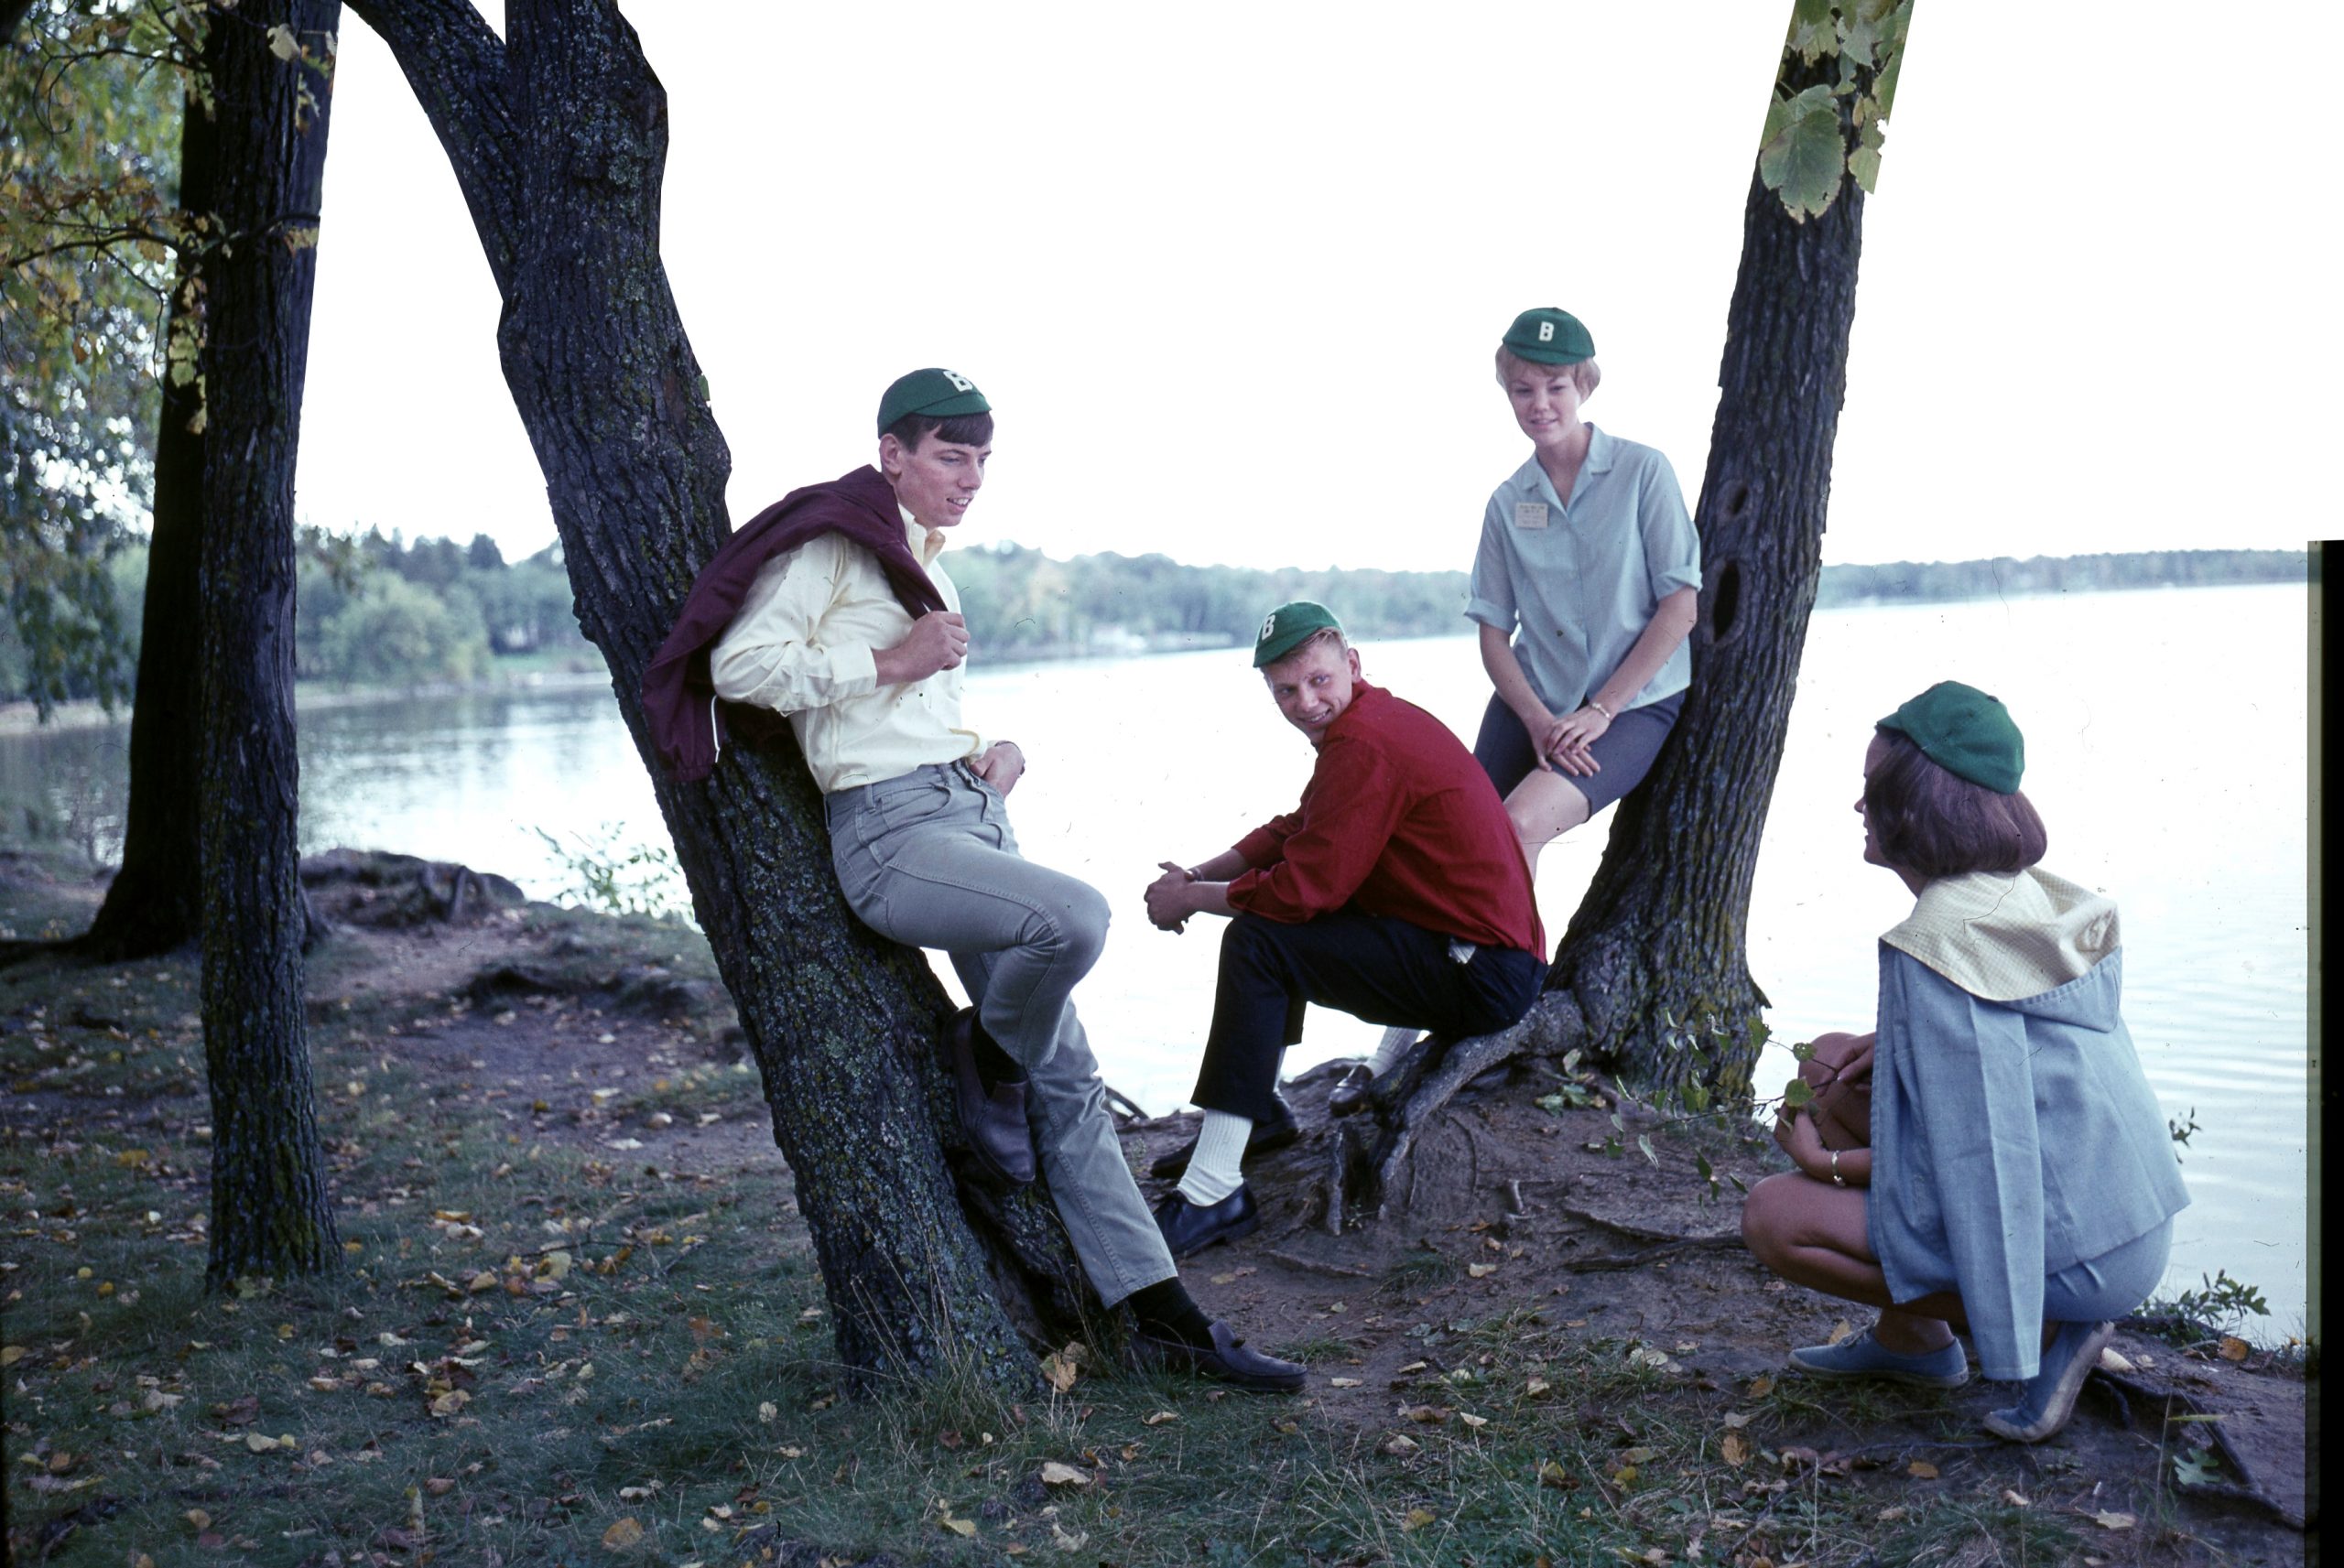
left=295, top=5, right=2341, bottom=574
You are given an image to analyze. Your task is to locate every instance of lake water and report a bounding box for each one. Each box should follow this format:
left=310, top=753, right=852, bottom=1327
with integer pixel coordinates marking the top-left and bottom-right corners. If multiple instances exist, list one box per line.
left=3, top=584, right=2312, bottom=1337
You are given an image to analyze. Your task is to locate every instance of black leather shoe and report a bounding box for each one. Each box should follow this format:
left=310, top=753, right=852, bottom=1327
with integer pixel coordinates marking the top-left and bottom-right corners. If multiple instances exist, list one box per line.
left=947, top=1009, right=1035, bottom=1189
left=1152, top=1184, right=1259, bottom=1259
left=1327, top=1063, right=1376, bottom=1118
left=1148, top=1097, right=1298, bottom=1181
left=1137, top=1318, right=1306, bottom=1393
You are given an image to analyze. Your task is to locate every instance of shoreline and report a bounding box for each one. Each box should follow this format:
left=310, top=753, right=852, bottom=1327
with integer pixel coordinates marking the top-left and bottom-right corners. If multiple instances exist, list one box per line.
left=2, top=576, right=2309, bottom=738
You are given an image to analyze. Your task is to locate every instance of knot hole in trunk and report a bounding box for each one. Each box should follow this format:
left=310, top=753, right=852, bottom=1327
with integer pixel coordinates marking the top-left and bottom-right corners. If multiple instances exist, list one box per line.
left=1706, top=557, right=1744, bottom=648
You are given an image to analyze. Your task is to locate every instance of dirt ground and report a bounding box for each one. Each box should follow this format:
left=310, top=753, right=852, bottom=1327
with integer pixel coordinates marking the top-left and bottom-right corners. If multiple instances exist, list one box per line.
left=3, top=849, right=2316, bottom=1562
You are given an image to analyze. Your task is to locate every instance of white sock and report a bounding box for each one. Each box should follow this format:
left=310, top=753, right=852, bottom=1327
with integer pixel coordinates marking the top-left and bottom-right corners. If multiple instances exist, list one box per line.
left=1366, top=1024, right=1420, bottom=1076
left=1177, top=1111, right=1253, bottom=1206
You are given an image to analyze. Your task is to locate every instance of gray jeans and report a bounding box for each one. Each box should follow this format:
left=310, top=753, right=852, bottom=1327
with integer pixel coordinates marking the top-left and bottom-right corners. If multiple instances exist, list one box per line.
left=825, top=761, right=1177, bottom=1305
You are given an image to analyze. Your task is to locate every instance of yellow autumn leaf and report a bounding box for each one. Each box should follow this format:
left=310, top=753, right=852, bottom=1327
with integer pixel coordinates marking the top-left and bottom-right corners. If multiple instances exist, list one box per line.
left=1524, top=1377, right=1551, bottom=1397
left=2091, top=1510, right=2137, bottom=1530
left=0, top=1346, right=23, bottom=1367
left=1142, top=1410, right=1179, bottom=1424
left=600, top=1517, right=644, bottom=1550
left=938, top=1513, right=977, bottom=1538
left=2219, top=1336, right=2250, bottom=1363
left=1401, top=1508, right=1437, bottom=1533
left=1747, top=1374, right=1774, bottom=1398
left=1329, top=1378, right=1362, bottom=1390
left=1721, top=1432, right=1749, bottom=1467
left=2003, top=1488, right=2032, bottom=1508
left=1460, top=1412, right=1490, bottom=1430
left=185, top=1509, right=212, bottom=1530
left=1536, top=1459, right=1570, bottom=1488
left=244, top=1432, right=277, bottom=1454
left=1381, top=1433, right=1420, bottom=1457
left=1907, top=1460, right=1938, bottom=1479
left=1825, top=1319, right=1854, bottom=1346
left=757, top=1401, right=778, bottom=1423
left=1038, top=1461, right=1090, bottom=1487
left=1468, top=1262, right=1497, bottom=1278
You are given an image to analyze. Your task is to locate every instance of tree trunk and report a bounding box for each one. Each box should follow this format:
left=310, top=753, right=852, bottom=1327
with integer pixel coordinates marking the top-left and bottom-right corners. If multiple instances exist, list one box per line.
left=347, top=0, right=1090, bottom=1390
left=1545, top=63, right=1868, bottom=1099
left=196, top=0, right=342, bottom=1287
left=76, top=83, right=212, bottom=964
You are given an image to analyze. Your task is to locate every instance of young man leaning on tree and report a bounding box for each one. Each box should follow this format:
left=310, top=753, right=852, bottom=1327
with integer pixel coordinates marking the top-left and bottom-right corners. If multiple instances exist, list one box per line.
left=1143, top=603, right=1547, bottom=1255
left=640, top=369, right=1302, bottom=1392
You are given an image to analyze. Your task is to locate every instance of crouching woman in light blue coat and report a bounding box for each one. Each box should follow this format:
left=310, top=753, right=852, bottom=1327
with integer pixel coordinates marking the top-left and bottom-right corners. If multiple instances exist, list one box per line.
left=1740, top=682, right=2189, bottom=1444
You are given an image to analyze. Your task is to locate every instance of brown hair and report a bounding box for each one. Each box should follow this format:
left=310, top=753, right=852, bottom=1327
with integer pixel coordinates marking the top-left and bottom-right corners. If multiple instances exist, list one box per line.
left=882, top=409, right=994, bottom=453
left=1863, top=731, right=2048, bottom=879
left=1495, top=348, right=1601, bottom=400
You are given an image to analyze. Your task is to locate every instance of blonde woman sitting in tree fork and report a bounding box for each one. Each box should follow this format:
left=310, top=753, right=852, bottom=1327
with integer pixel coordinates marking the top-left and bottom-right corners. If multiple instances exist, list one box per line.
left=1335, top=306, right=1699, bottom=1118
left=1740, top=682, right=2188, bottom=1444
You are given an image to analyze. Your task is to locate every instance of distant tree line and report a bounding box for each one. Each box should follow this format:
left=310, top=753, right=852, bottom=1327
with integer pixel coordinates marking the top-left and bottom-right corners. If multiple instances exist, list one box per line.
left=0, top=540, right=2310, bottom=704
left=1814, top=548, right=2305, bottom=607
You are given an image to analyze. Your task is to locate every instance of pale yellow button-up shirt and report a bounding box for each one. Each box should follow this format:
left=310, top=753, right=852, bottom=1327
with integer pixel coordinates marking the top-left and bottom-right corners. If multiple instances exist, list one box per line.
left=707, top=510, right=983, bottom=794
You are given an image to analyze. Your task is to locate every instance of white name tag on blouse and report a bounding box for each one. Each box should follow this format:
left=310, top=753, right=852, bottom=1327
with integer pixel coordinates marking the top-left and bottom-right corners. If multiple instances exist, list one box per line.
left=1513, top=501, right=1550, bottom=530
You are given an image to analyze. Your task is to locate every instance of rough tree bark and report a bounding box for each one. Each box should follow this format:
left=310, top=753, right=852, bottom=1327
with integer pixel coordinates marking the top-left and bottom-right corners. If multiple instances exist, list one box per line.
left=75, top=81, right=212, bottom=964
left=1339, top=11, right=1901, bottom=1214
left=345, top=0, right=1092, bottom=1390
left=196, top=0, right=342, bottom=1286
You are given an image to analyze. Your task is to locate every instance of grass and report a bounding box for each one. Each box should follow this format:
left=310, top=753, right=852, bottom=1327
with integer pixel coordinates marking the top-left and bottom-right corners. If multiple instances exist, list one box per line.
left=1, top=889, right=2144, bottom=1567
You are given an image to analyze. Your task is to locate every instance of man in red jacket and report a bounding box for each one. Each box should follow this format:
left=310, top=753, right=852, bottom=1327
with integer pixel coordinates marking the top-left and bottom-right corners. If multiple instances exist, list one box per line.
left=1144, top=603, right=1546, bottom=1256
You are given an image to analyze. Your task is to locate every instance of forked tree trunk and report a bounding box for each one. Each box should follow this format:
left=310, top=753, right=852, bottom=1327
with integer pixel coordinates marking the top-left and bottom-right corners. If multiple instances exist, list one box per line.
left=196, top=0, right=342, bottom=1286
left=348, top=0, right=1091, bottom=1390
left=77, top=83, right=212, bottom=964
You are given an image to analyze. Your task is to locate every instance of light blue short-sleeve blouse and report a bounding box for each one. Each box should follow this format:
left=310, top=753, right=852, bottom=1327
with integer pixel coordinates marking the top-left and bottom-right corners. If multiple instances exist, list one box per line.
left=1465, top=425, right=1701, bottom=715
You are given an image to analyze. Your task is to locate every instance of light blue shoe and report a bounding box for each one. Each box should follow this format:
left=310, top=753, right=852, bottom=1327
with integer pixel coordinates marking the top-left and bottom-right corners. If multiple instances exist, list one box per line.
left=1983, top=1321, right=2115, bottom=1444
left=1787, top=1327, right=1971, bottom=1390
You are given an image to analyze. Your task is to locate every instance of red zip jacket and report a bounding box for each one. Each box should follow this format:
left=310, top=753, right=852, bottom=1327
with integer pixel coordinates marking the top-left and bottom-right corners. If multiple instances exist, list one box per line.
left=1229, top=682, right=1544, bottom=954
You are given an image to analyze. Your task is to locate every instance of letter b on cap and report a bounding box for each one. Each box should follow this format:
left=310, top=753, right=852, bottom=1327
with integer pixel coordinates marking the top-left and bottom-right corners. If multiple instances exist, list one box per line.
left=941, top=370, right=974, bottom=392
left=1537, top=321, right=1555, bottom=342
left=1260, top=611, right=1278, bottom=640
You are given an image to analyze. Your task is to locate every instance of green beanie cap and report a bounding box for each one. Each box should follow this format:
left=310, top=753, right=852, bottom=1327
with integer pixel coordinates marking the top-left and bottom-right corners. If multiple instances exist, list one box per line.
left=1501, top=307, right=1595, bottom=366
left=876, top=368, right=990, bottom=436
left=1878, top=681, right=2026, bottom=795
left=1253, top=601, right=1343, bottom=668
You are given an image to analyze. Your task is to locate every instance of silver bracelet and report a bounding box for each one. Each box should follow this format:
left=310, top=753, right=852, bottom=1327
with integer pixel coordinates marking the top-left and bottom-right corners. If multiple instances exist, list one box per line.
left=1588, top=698, right=1614, bottom=721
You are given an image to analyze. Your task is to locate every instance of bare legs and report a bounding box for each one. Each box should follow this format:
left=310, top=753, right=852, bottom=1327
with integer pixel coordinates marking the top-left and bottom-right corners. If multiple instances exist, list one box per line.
left=1503, top=769, right=1591, bottom=878
left=1738, top=1172, right=1970, bottom=1352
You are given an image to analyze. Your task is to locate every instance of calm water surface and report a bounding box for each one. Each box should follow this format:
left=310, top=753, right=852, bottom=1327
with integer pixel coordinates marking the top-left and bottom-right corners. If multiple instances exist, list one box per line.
left=5, top=584, right=2311, bottom=1335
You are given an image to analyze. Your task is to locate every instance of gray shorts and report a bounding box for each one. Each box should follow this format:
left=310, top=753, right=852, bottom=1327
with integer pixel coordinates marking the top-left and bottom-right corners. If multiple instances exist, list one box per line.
left=1470, top=688, right=1683, bottom=814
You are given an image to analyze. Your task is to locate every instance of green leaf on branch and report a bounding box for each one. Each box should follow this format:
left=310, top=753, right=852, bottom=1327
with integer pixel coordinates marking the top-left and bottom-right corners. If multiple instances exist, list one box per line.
left=1759, top=86, right=1848, bottom=222
left=1781, top=1079, right=1815, bottom=1110
left=1787, top=0, right=1839, bottom=63
left=1849, top=144, right=1883, bottom=193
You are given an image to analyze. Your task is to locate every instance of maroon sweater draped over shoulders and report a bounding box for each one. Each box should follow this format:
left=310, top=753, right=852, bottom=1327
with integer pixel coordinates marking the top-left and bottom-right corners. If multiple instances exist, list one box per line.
left=639, top=465, right=946, bottom=783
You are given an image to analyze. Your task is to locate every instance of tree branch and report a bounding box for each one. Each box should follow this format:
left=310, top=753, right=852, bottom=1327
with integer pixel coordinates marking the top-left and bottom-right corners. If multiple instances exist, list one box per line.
left=340, top=0, right=522, bottom=293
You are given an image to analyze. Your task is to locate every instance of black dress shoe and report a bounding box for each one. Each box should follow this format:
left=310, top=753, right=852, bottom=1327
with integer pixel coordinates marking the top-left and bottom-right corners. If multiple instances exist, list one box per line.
left=1152, top=1184, right=1258, bottom=1259
left=1148, top=1097, right=1298, bottom=1181
left=1327, top=1063, right=1375, bottom=1118
left=946, top=1009, right=1035, bottom=1189
left=1136, top=1318, right=1306, bottom=1393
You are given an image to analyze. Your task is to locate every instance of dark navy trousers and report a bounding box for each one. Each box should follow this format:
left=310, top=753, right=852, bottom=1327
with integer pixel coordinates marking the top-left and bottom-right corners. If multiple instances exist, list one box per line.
left=1188, top=910, right=1544, bottom=1121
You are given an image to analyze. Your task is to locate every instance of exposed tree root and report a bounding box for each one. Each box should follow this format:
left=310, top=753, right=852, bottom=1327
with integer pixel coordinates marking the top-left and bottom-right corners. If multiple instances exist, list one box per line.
left=1333, top=989, right=1588, bottom=1225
